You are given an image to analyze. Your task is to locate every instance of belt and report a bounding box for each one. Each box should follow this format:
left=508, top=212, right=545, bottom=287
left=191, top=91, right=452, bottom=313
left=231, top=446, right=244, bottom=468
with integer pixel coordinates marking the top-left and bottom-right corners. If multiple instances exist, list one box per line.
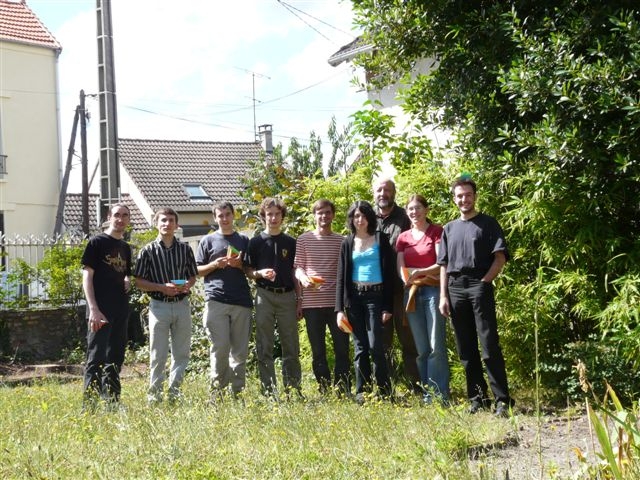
left=353, top=283, right=383, bottom=293
left=259, top=285, right=293, bottom=294
left=152, top=295, right=187, bottom=303
left=449, top=271, right=483, bottom=280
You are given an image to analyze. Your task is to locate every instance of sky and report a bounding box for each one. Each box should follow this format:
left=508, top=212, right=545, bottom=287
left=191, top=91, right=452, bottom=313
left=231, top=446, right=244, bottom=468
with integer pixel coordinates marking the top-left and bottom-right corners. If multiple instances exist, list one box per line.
left=27, top=0, right=367, bottom=192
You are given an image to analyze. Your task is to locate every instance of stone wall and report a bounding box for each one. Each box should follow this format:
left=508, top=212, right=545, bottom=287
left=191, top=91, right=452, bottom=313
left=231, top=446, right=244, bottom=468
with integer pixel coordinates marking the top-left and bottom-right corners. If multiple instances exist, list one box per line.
left=0, top=307, right=146, bottom=362
left=0, top=306, right=86, bottom=361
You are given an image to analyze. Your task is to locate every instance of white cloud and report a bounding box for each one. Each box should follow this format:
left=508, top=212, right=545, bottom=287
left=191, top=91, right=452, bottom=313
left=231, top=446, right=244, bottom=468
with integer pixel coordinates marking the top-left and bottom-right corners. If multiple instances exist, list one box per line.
left=31, top=0, right=367, bottom=191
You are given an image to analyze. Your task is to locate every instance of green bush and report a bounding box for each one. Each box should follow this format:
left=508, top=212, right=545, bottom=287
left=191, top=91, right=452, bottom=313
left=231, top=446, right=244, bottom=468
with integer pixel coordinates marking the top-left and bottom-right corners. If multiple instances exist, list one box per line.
left=539, top=335, right=640, bottom=405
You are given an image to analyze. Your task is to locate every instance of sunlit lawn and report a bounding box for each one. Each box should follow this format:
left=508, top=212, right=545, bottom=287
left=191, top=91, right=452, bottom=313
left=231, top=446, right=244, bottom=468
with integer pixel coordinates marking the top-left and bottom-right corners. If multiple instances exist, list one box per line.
left=0, top=372, right=515, bottom=479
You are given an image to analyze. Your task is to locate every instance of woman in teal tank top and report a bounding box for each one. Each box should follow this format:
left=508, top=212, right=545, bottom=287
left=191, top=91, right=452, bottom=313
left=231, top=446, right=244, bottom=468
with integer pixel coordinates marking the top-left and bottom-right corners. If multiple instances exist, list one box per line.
left=336, top=201, right=394, bottom=403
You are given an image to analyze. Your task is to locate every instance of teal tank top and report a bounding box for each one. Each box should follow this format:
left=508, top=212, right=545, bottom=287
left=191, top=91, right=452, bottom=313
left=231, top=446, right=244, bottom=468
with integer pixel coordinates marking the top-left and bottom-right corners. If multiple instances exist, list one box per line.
left=352, top=244, right=383, bottom=283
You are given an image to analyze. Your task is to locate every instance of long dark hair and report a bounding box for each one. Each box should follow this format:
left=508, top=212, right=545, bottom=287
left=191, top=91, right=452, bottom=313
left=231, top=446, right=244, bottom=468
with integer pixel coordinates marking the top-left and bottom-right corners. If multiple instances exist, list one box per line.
left=346, top=201, right=377, bottom=235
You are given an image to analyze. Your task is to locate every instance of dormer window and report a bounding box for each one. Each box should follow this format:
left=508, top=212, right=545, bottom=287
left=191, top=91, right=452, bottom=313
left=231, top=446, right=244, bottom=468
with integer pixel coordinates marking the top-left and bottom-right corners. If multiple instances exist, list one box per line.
left=184, top=184, right=211, bottom=202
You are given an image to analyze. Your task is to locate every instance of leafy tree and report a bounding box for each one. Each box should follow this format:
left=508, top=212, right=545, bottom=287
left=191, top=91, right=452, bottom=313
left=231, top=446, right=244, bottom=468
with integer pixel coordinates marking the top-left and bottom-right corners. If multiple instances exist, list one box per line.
left=240, top=121, right=373, bottom=237
left=0, top=259, right=35, bottom=309
left=327, top=116, right=356, bottom=177
left=37, top=241, right=86, bottom=307
left=351, top=0, right=640, bottom=398
left=287, top=132, right=323, bottom=178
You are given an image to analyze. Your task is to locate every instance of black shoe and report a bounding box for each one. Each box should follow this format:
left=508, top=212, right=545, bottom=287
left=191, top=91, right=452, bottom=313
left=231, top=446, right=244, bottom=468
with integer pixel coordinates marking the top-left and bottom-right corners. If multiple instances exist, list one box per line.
left=468, top=397, right=491, bottom=414
left=494, top=401, right=511, bottom=417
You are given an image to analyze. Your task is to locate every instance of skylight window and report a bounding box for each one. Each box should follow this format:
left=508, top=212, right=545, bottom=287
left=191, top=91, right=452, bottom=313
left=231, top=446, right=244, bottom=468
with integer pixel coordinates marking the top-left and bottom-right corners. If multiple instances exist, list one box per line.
left=184, top=184, right=211, bottom=202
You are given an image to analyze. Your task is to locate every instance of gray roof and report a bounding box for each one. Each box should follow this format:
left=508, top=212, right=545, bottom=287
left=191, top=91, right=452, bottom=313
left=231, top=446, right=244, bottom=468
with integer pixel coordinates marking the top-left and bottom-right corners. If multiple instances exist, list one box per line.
left=63, top=193, right=149, bottom=235
left=327, top=36, right=373, bottom=67
left=118, top=138, right=262, bottom=212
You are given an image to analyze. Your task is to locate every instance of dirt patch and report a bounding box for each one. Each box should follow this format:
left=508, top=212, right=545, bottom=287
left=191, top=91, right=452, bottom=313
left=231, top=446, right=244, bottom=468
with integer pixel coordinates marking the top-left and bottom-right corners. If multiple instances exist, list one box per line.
left=469, top=411, right=600, bottom=479
left=0, top=362, right=147, bottom=386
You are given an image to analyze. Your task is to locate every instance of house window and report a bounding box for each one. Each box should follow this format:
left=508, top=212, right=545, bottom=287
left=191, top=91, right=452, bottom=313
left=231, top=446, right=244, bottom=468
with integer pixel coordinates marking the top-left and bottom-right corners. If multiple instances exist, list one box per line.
left=0, top=155, right=6, bottom=175
left=183, top=184, right=211, bottom=202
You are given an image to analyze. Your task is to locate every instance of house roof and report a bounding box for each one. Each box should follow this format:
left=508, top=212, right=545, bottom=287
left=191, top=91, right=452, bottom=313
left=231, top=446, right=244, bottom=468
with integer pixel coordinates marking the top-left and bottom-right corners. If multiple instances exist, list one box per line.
left=63, top=193, right=150, bottom=235
left=0, top=0, right=61, bottom=51
left=118, top=138, right=262, bottom=212
left=327, top=36, right=373, bottom=67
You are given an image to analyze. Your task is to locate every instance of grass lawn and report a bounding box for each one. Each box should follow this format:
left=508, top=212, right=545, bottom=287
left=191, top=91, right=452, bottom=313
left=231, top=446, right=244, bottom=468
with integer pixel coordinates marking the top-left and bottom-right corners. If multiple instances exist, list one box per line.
left=0, top=373, right=517, bottom=479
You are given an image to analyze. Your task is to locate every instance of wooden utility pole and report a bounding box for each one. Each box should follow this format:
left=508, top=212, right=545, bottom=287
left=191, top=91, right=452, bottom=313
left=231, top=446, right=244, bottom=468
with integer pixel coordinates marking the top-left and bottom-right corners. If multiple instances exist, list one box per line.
left=53, top=104, right=80, bottom=236
left=80, top=90, right=89, bottom=236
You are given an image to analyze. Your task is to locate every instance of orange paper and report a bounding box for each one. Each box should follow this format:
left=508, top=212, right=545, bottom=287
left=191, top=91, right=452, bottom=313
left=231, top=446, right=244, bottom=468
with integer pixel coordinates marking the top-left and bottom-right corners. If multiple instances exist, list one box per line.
left=338, top=316, right=353, bottom=334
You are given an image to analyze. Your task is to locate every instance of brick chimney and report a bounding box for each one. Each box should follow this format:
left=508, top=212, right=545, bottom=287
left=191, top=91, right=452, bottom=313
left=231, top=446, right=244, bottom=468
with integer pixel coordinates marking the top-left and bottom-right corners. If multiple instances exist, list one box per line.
left=258, top=124, right=273, bottom=154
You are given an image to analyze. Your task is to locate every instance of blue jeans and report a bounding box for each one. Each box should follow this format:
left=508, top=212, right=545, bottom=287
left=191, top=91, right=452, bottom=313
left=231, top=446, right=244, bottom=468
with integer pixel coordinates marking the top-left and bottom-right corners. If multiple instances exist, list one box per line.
left=348, top=290, right=391, bottom=395
left=405, top=286, right=450, bottom=400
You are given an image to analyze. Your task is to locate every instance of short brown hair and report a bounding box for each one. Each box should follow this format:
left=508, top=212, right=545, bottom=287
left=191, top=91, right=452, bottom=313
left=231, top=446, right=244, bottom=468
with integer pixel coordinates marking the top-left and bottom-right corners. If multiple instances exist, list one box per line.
left=451, top=177, right=477, bottom=194
left=153, top=207, right=179, bottom=224
left=108, top=203, right=130, bottom=216
left=212, top=201, right=234, bottom=215
left=312, top=199, right=335, bottom=214
left=259, top=197, right=287, bottom=219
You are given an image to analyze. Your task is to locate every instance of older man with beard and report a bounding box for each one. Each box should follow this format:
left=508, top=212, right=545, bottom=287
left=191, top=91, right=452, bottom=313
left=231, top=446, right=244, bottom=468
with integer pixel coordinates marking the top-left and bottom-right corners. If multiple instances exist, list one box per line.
left=373, top=178, right=420, bottom=393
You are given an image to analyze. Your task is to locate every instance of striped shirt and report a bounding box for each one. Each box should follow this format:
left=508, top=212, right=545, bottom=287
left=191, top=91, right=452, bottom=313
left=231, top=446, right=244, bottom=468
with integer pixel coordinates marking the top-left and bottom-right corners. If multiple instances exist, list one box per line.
left=133, top=237, right=198, bottom=301
left=294, top=230, right=343, bottom=309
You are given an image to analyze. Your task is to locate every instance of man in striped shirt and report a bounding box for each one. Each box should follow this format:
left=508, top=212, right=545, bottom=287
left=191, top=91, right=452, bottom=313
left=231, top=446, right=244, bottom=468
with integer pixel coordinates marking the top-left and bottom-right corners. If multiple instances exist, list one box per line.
left=133, top=208, right=198, bottom=403
left=295, top=199, right=351, bottom=395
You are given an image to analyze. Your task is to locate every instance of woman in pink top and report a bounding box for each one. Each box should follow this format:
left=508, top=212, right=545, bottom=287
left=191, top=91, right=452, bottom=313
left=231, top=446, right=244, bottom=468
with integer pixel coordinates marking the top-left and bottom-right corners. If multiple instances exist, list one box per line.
left=396, top=194, right=450, bottom=403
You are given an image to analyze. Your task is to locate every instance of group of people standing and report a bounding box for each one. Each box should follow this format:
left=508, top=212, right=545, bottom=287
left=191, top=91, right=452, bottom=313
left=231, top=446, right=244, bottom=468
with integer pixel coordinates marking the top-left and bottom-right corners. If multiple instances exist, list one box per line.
left=80, top=175, right=514, bottom=416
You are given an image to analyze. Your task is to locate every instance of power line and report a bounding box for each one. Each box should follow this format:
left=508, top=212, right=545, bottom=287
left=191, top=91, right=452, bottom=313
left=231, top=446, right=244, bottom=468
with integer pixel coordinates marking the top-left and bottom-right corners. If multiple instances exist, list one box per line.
left=276, top=0, right=332, bottom=43
left=276, top=0, right=354, bottom=38
left=256, top=70, right=348, bottom=107
left=165, top=69, right=349, bottom=117
left=122, top=105, right=247, bottom=131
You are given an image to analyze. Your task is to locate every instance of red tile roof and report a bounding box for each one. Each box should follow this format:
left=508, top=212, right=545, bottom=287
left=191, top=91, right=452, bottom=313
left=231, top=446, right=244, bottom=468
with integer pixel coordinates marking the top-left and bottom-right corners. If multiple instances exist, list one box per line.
left=0, top=0, right=61, bottom=51
left=118, top=138, right=262, bottom=212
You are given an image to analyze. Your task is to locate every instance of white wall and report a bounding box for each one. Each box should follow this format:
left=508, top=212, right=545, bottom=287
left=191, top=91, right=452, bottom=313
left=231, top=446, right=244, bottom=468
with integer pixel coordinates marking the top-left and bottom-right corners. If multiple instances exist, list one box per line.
left=0, top=40, right=61, bottom=237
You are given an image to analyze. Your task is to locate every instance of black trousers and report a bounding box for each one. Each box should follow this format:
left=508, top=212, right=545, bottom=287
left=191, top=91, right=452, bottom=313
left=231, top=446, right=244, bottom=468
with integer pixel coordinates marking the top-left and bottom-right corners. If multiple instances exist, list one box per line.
left=303, top=307, right=351, bottom=393
left=84, top=312, right=128, bottom=402
left=447, top=275, right=511, bottom=405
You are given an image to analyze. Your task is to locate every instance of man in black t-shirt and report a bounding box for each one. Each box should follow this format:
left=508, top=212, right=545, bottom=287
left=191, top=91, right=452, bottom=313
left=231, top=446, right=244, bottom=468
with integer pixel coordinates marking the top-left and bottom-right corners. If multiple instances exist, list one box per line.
left=247, top=198, right=302, bottom=397
left=81, top=204, right=132, bottom=408
left=437, top=177, right=514, bottom=417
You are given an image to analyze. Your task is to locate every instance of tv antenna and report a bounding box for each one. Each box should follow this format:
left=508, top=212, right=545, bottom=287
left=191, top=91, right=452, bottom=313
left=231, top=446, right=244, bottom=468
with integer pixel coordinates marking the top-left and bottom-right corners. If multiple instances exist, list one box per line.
left=234, top=67, right=270, bottom=140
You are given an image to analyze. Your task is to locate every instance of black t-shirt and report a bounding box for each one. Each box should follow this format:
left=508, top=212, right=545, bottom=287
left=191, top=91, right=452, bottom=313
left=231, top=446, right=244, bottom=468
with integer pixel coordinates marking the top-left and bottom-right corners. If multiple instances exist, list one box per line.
left=247, top=232, right=296, bottom=290
left=437, top=213, right=509, bottom=276
left=81, top=233, right=132, bottom=318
